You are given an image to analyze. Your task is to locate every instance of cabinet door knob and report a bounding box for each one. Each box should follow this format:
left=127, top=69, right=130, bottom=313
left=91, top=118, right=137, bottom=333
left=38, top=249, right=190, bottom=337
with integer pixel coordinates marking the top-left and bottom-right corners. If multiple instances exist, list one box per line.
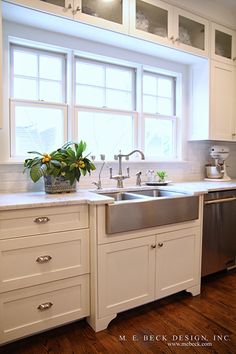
left=151, top=244, right=156, bottom=248
left=232, top=133, right=236, bottom=137
left=34, top=216, right=50, bottom=224
left=37, top=302, right=53, bottom=311
left=36, top=255, right=52, bottom=264
left=233, top=57, right=236, bottom=61
left=175, top=37, right=180, bottom=43
left=158, top=242, right=163, bottom=247
left=169, top=35, right=175, bottom=43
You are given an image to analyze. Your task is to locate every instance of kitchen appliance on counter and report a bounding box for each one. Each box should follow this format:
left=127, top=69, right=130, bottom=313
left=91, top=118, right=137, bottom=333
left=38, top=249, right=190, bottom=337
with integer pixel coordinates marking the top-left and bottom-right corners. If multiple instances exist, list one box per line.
left=205, top=145, right=231, bottom=181
left=202, top=190, right=236, bottom=276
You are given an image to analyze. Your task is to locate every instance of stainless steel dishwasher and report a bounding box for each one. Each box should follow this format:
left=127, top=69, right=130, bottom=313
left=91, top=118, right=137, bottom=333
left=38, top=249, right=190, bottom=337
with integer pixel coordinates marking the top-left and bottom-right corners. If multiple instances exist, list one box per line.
left=202, top=190, right=236, bottom=276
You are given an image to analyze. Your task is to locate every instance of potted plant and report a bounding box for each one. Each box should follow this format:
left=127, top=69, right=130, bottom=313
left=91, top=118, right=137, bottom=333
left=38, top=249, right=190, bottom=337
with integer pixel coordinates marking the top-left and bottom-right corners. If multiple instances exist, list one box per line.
left=24, top=141, right=96, bottom=193
left=156, top=170, right=168, bottom=183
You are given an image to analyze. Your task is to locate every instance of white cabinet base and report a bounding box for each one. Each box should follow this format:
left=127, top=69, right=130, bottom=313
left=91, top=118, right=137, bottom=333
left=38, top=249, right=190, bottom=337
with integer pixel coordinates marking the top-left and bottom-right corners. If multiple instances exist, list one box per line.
left=186, top=284, right=201, bottom=296
left=87, top=314, right=117, bottom=332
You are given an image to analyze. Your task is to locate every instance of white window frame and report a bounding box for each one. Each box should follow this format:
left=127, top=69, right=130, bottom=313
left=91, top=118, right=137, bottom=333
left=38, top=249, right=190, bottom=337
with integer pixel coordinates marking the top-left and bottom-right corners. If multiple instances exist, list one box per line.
left=141, top=68, right=180, bottom=160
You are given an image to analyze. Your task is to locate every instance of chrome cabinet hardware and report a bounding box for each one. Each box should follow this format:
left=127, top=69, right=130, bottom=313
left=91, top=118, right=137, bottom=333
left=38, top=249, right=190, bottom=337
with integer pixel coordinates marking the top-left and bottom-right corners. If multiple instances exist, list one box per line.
left=73, top=6, right=81, bottom=14
left=151, top=244, right=156, bottom=249
left=204, top=196, right=236, bottom=205
left=34, top=216, right=50, bottom=224
left=36, top=255, right=52, bottom=263
left=158, top=242, right=164, bottom=247
left=37, top=302, right=53, bottom=311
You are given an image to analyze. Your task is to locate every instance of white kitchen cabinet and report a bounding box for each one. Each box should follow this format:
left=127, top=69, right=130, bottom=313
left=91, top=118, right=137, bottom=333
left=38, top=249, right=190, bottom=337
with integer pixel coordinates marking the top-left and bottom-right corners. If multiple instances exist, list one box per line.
left=211, top=22, right=236, bottom=66
left=6, top=0, right=75, bottom=18
left=189, top=59, right=236, bottom=141
left=0, top=2, right=2, bottom=129
left=155, top=227, right=201, bottom=299
left=97, top=226, right=201, bottom=322
left=129, top=0, right=209, bottom=57
left=0, top=204, right=90, bottom=345
left=6, top=0, right=129, bottom=33
left=210, top=60, right=236, bottom=141
left=73, top=0, right=129, bottom=33
left=98, top=236, right=156, bottom=318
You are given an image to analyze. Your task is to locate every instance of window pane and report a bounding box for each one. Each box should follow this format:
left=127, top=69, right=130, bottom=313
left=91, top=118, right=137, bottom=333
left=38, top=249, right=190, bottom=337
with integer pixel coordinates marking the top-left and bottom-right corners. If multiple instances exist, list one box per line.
left=39, top=81, right=63, bottom=102
left=77, top=111, right=134, bottom=160
left=143, top=75, right=157, bottom=95
left=143, top=95, right=157, bottom=113
left=106, top=89, right=132, bottom=110
left=145, top=118, right=174, bottom=157
left=157, top=97, right=173, bottom=115
left=14, top=78, right=37, bottom=100
left=76, top=85, right=104, bottom=106
left=157, top=78, right=172, bottom=97
left=39, top=55, right=63, bottom=80
left=13, top=105, right=65, bottom=156
left=106, top=67, right=132, bottom=90
left=13, top=50, right=37, bottom=77
left=76, top=61, right=104, bottom=86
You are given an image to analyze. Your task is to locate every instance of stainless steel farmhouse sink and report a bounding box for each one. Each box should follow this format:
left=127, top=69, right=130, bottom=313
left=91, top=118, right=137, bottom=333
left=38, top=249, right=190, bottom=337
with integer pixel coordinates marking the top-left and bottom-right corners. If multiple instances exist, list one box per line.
left=97, top=189, right=199, bottom=234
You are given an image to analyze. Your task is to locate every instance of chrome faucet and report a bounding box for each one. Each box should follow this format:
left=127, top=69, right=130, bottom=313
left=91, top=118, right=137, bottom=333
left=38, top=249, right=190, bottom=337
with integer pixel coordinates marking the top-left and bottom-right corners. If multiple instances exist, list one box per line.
left=92, top=156, right=106, bottom=190
left=110, top=150, right=145, bottom=188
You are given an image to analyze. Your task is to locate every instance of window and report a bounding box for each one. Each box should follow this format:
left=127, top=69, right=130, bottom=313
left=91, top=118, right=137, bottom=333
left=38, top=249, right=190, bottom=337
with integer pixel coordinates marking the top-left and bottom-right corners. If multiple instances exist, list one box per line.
left=75, top=58, right=137, bottom=160
left=10, top=45, right=67, bottom=157
left=143, top=71, right=177, bottom=158
left=9, top=43, right=181, bottom=160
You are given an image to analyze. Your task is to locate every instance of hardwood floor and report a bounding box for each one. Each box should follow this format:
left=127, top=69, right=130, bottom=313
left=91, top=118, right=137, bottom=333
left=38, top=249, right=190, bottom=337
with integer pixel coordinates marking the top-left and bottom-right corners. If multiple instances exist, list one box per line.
left=0, top=270, right=235, bottom=354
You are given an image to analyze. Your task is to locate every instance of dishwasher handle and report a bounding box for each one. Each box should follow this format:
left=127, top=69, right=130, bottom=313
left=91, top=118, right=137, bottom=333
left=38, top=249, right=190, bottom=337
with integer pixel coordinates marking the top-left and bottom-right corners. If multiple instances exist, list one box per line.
left=204, top=196, right=236, bottom=205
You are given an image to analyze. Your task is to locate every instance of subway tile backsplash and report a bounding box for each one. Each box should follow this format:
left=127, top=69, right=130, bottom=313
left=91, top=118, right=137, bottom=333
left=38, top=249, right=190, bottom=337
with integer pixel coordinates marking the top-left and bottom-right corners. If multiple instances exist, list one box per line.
left=1, top=141, right=236, bottom=193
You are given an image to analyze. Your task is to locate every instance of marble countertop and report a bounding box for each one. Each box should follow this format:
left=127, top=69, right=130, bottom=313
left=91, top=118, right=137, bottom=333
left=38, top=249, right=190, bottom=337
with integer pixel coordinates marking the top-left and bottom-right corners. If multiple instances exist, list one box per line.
left=1, top=179, right=236, bottom=211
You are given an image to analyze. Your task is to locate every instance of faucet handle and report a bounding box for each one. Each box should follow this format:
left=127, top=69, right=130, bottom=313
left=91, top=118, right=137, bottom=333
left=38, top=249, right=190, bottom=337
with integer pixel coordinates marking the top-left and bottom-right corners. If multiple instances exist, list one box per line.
left=136, top=171, right=142, bottom=176
left=127, top=167, right=130, bottom=177
left=114, top=155, right=118, bottom=160
left=125, top=156, right=129, bottom=161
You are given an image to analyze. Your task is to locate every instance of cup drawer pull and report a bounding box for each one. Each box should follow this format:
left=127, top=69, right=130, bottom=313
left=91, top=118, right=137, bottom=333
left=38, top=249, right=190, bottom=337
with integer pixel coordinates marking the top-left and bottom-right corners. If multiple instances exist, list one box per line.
left=37, top=302, right=53, bottom=311
left=36, top=255, right=52, bottom=263
left=34, top=216, right=50, bottom=224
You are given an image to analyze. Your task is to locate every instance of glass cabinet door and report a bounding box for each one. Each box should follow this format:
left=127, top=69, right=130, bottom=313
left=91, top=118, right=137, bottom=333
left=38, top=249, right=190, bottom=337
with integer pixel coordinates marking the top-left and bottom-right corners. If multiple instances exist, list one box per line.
left=211, top=23, right=236, bottom=64
left=34, top=0, right=73, bottom=17
left=130, top=0, right=172, bottom=44
left=80, top=0, right=123, bottom=24
left=174, top=9, right=209, bottom=55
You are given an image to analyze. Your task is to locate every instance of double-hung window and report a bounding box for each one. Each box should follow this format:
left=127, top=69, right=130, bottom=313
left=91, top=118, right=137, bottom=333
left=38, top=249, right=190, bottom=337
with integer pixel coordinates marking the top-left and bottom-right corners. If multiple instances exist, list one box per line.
left=10, top=45, right=67, bottom=158
left=143, top=71, right=177, bottom=159
left=74, top=58, right=137, bottom=160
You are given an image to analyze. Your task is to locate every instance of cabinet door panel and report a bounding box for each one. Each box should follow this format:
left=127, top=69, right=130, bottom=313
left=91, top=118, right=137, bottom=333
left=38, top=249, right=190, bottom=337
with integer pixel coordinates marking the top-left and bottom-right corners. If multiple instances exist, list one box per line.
left=155, top=228, right=200, bottom=299
left=211, top=23, right=236, bottom=65
left=210, top=61, right=235, bottom=140
left=98, top=236, right=155, bottom=318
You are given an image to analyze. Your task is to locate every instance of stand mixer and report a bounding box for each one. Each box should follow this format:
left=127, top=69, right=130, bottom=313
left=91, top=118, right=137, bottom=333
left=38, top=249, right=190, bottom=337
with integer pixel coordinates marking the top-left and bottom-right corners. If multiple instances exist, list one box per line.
left=205, top=145, right=231, bottom=181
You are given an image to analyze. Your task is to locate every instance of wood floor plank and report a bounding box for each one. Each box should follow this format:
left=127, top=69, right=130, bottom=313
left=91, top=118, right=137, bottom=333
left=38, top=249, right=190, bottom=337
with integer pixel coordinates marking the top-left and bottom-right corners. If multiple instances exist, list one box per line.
left=0, top=270, right=235, bottom=354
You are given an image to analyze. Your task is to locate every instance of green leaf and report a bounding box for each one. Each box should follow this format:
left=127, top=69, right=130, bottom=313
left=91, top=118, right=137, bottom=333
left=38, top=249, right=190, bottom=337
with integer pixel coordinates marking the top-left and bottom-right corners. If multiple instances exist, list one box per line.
left=27, top=151, right=43, bottom=156
left=51, top=160, right=62, bottom=168
left=76, top=141, right=86, bottom=157
left=30, top=165, right=44, bottom=183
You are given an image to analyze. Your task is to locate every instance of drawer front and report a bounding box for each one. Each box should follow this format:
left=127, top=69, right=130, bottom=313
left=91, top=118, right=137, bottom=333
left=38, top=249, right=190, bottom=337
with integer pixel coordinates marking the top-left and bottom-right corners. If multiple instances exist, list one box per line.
left=0, top=205, right=88, bottom=240
left=0, top=229, right=89, bottom=292
left=0, top=275, right=90, bottom=344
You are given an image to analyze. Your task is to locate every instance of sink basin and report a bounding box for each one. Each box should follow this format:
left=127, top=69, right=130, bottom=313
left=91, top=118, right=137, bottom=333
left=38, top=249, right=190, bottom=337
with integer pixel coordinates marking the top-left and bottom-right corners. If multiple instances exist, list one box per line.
left=127, top=189, right=185, bottom=198
left=99, top=189, right=199, bottom=234
left=99, top=191, right=147, bottom=201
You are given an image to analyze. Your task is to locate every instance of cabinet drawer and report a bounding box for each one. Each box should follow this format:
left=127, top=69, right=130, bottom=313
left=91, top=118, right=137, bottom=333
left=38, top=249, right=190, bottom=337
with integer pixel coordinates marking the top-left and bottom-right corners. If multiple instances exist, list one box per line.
left=0, top=229, right=89, bottom=292
left=0, top=275, right=90, bottom=345
left=0, top=205, right=88, bottom=240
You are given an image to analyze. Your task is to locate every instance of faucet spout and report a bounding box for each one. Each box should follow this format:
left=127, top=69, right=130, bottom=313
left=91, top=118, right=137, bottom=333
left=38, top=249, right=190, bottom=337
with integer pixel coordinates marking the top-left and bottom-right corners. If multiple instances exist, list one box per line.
left=125, top=149, right=145, bottom=160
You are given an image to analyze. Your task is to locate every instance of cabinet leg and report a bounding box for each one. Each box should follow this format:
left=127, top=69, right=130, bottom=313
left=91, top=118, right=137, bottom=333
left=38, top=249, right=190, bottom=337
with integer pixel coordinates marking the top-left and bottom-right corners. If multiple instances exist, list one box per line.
left=186, top=284, right=201, bottom=296
left=87, top=314, right=117, bottom=332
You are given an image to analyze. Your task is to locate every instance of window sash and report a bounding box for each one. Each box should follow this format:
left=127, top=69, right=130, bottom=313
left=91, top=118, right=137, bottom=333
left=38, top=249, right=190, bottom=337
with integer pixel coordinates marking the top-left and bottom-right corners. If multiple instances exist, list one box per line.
left=74, top=57, right=136, bottom=110
left=10, top=44, right=67, bottom=103
left=10, top=99, right=68, bottom=158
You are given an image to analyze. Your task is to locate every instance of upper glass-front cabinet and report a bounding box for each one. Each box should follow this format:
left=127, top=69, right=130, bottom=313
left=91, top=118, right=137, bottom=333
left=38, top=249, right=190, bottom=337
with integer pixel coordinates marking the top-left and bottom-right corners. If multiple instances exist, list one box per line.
left=130, top=0, right=209, bottom=56
left=211, top=23, right=236, bottom=65
left=73, top=0, right=129, bottom=32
